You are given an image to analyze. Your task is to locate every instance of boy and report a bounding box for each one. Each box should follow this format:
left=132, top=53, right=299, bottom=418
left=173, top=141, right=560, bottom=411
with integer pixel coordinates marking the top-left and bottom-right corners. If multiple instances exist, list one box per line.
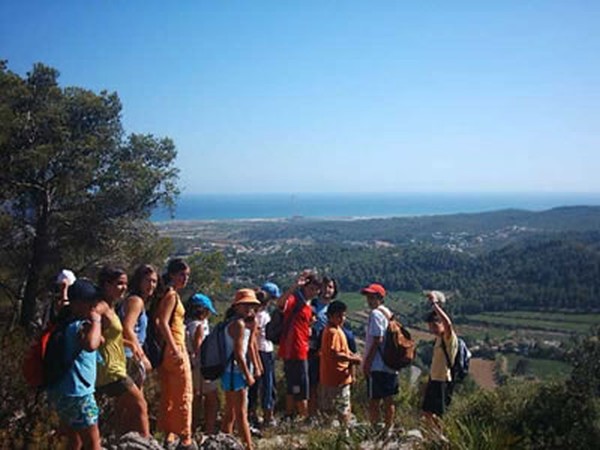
left=361, top=283, right=398, bottom=431
left=47, top=279, right=103, bottom=450
left=319, top=300, right=362, bottom=425
left=422, top=292, right=458, bottom=420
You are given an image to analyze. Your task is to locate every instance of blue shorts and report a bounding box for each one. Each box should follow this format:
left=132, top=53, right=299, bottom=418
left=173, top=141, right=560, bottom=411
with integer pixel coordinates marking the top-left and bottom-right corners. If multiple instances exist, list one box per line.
left=48, top=392, right=99, bottom=429
left=220, top=371, right=247, bottom=392
left=367, top=371, right=398, bottom=400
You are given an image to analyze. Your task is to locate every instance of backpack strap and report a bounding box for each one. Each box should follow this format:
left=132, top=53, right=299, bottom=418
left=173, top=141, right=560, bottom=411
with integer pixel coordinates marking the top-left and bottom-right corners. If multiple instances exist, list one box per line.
left=440, top=337, right=453, bottom=371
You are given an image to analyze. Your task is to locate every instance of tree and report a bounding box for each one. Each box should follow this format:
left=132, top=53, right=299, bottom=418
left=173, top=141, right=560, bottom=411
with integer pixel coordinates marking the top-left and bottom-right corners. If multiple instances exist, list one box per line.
left=0, top=61, right=179, bottom=327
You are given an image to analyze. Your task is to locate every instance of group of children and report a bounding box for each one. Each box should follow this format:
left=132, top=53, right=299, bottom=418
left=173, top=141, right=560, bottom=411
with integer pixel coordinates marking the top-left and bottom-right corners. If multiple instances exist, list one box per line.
left=37, top=264, right=458, bottom=450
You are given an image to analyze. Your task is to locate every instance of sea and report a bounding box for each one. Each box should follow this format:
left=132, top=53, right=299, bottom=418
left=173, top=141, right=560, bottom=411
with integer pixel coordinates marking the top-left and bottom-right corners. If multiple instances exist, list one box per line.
left=151, top=192, right=600, bottom=222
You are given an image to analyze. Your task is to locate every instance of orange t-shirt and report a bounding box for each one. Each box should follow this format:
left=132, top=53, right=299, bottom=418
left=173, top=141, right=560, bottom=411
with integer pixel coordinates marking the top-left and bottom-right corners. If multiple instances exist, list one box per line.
left=319, top=324, right=352, bottom=387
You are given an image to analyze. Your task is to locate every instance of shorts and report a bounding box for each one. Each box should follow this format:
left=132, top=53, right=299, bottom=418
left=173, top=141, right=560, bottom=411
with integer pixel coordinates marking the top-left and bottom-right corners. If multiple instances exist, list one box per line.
left=193, top=366, right=218, bottom=395
left=367, top=371, right=398, bottom=400
left=126, top=357, right=146, bottom=388
left=48, top=392, right=99, bottom=430
left=284, top=359, right=309, bottom=401
left=220, top=371, right=247, bottom=392
left=422, top=379, right=451, bottom=416
left=96, top=376, right=134, bottom=397
left=320, top=384, right=351, bottom=417
left=308, top=353, right=320, bottom=387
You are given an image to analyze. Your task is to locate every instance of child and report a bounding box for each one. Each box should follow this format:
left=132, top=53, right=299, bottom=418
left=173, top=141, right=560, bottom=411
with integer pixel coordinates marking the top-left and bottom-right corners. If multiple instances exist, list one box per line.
left=185, top=292, right=219, bottom=434
left=47, top=279, right=103, bottom=450
left=319, top=300, right=362, bottom=425
left=248, top=283, right=280, bottom=428
left=422, top=293, right=458, bottom=421
left=221, top=289, right=261, bottom=450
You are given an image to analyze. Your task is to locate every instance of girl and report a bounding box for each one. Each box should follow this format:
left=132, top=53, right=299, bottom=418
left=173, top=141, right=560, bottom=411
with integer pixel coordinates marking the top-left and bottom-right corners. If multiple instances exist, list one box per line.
left=247, top=285, right=279, bottom=427
left=156, top=258, right=195, bottom=449
left=47, top=279, right=103, bottom=450
left=185, top=293, right=219, bottom=434
left=119, top=264, right=158, bottom=388
left=221, top=289, right=261, bottom=450
left=95, top=266, right=150, bottom=437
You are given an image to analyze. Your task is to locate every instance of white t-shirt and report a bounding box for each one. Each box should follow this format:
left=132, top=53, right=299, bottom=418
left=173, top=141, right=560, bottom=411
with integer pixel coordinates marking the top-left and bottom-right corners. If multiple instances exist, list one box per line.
left=364, top=305, right=397, bottom=374
left=185, top=318, right=209, bottom=368
left=256, top=309, right=273, bottom=353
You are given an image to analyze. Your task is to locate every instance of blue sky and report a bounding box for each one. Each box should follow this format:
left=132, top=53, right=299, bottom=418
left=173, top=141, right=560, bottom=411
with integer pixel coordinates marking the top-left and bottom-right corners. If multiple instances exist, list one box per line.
left=1, top=1, right=599, bottom=194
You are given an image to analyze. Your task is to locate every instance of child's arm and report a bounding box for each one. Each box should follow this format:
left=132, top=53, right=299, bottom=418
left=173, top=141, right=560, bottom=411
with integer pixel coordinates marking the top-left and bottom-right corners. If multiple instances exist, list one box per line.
left=250, top=323, right=263, bottom=377
left=430, top=298, right=454, bottom=340
left=193, top=322, right=204, bottom=355
left=276, top=270, right=310, bottom=309
left=156, top=289, right=183, bottom=363
left=80, top=310, right=103, bottom=351
left=231, top=320, right=255, bottom=387
left=121, top=295, right=145, bottom=358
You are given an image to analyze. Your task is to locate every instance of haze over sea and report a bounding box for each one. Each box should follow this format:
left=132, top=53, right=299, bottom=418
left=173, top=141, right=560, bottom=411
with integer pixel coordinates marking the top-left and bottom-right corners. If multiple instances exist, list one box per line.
left=152, top=192, right=600, bottom=222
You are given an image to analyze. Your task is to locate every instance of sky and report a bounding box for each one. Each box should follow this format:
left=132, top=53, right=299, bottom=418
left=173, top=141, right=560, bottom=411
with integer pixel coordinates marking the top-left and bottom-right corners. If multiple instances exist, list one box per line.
left=1, top=1, right=599, bottom=195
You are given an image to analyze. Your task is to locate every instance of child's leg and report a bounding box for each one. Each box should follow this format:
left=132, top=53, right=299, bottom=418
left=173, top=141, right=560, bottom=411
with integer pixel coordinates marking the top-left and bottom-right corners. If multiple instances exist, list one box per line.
left=232, top=389, right=253, bottom=450
left=77, top=424, right=101, bottom=450
left=63, top=425, right=83, bottom=450
left=221, top=391, right=236, bottom=434
left=116, top=381, right=150, bottom=437
left=204, top=390, right=218, bottom=434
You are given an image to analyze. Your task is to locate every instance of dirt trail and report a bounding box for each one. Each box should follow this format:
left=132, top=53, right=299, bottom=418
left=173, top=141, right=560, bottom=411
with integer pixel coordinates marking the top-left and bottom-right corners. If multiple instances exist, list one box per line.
left=469, top=357, right=497, bottom=390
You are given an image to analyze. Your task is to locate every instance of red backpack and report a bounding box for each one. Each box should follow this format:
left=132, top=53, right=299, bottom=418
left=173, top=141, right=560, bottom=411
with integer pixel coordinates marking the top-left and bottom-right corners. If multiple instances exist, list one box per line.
left=22, top=323, right=57, bottom=388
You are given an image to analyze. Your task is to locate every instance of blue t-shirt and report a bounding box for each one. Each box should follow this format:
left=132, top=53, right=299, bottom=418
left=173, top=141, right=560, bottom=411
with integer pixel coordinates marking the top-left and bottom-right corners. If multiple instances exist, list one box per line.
left=310, top=298, right=329, bottom=350
left=49, top=320, right=97, bottom=397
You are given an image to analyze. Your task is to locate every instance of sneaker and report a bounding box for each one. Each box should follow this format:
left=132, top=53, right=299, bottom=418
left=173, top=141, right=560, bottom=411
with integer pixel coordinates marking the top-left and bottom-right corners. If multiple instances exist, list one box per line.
left=249, top=425, right=263, bottom=438
left=263, top=418, right=278, bottom=428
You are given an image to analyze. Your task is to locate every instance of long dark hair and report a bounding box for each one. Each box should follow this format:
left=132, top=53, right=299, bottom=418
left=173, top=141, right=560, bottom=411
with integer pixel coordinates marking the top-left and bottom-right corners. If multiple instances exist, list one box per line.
left=157, top=258, right=190, bottom=299
left=97, top=265, right=127, bottom=298
left=322, top=276, right=338, bottom=300
left=129, top=264, right=158, bottom=299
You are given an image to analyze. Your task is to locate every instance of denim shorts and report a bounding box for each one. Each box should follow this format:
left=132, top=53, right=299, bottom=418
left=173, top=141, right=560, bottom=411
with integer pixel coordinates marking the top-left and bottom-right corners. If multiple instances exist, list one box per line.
left=48, top=392, right=99, bottom=429
left=220, top=371, right=247, bottom=392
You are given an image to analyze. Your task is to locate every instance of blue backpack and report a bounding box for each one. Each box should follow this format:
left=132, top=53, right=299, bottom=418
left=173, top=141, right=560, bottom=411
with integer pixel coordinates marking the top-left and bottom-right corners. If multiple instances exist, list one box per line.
left=441, top=336, right=472, bottom=383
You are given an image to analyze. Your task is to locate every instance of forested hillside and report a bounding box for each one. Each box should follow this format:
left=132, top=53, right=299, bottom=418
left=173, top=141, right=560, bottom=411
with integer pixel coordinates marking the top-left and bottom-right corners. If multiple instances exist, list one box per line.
left=162, top=207, right=600, bottom=313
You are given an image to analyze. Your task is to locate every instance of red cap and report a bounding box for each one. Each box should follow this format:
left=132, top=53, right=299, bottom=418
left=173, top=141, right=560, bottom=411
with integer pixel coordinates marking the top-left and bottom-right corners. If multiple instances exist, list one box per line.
left=360, top=283, right=386, bottom=298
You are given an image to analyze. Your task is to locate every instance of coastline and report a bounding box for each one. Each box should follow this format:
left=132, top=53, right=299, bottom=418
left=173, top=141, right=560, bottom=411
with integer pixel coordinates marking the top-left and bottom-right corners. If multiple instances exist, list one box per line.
left=152, top=192, right=600, bottom=223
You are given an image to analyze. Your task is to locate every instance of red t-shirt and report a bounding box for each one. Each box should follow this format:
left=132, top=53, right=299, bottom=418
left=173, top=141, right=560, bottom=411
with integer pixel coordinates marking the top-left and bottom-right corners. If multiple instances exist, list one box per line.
left=277, top=292, right=312, bottom=360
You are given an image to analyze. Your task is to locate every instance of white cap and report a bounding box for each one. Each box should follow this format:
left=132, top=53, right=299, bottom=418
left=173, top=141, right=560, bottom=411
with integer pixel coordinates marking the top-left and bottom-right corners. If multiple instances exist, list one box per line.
left=56, top=269, right=76, bottom=286
left=427, top=290, right=446, bottom=304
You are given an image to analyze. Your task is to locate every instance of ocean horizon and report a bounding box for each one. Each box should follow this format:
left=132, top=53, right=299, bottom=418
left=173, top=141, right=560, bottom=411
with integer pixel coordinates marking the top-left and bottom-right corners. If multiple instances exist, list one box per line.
left=151, top=192, right=600, bottom=222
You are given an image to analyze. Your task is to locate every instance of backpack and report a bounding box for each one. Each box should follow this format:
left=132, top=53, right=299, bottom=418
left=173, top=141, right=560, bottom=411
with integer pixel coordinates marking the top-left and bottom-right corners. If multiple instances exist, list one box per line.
left=265, top=290, right=306, bottom=344
left=23, top=318, right=89, bottom=389
left=375, top=307, right=416, bottom=370
left=441, top=336, right=472, bottom=383
left=199, top=319, right=234, bottom=380
left=143, top=291, right=176, bottom=369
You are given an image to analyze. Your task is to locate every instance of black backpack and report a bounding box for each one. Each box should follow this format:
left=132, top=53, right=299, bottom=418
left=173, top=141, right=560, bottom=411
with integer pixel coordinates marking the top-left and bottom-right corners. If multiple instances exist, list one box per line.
left=199, top=319, right=234, bottom=380
left=265, top=290, right=306, bottom=344
left=44, top=318, right=90, bottom=389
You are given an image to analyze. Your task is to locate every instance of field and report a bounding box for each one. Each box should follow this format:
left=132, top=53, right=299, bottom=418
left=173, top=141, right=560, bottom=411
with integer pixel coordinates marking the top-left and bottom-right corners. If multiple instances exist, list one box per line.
left=464, top=311, right=600, bottom=334
left=504, top=353, right=572, bottom=380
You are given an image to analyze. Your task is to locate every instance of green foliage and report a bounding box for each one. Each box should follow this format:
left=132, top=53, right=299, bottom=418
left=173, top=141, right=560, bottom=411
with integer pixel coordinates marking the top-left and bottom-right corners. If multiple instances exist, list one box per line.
left=0, top=61, right=179, bottom=326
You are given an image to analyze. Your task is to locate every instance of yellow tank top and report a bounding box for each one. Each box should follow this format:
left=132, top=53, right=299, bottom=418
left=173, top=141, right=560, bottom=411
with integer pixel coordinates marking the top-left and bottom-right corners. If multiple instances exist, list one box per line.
left=97, top=309, right=128, bottom=386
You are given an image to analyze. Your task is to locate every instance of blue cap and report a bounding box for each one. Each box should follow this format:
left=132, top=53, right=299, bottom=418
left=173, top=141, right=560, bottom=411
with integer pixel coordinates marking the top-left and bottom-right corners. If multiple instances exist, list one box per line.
left=261, top=282, right=281, bottom=299
left=189, top=293, right=217, bottom=315
left=68, top=279, right=99, bottom=303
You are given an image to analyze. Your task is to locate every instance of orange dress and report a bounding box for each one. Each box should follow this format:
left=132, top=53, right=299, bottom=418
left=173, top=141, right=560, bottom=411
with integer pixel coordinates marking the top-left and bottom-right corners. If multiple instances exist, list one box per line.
left=157, top=289, right=193, bottom=436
